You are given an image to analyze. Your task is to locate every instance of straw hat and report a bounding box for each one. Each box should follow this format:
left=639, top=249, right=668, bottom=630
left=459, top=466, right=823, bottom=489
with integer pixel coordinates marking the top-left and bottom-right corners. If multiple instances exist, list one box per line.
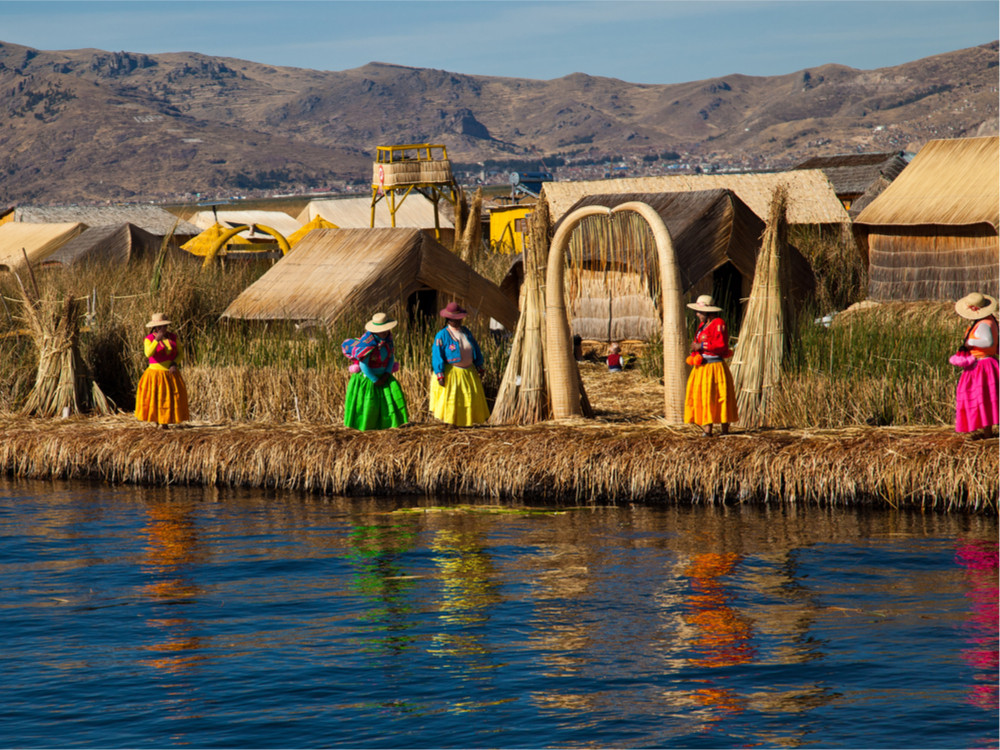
left=955, top=292, right=998, bottom=320
left=365, top=312, right=398, bottom=333
left=145, top=312, right=172, bottom=328
left=686, top=295, right=722, bottom=313
left=440, top=301, right=468, bottom=320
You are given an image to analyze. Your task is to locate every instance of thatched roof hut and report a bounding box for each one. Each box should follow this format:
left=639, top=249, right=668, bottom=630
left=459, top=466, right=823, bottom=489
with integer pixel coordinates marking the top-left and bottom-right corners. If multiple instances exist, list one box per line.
left=794, top=152, right=909, bottom=211
left=502, top=190, right=815, bottom=341
left=541, top=171, right=848, bottom=228
left=221, top=228, right=518, bottom=330
left=0, top=222, right=86, bottom=271
left=39, top=223, right=172, bottom=268
left=7, top=205, right=200, bottom=237
left=853, top=136, right=999, bottom=301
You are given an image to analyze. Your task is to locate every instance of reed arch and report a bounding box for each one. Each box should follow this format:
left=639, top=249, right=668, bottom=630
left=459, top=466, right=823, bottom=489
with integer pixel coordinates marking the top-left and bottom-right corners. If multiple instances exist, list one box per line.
left=544, top=201, right=687, bottom=422
left=201, top=224, right=291, bottom=269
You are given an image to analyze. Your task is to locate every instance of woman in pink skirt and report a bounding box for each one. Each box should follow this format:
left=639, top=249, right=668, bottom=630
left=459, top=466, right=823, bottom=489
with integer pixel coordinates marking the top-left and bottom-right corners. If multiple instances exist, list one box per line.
left=950, top=292, right=999, bottom=440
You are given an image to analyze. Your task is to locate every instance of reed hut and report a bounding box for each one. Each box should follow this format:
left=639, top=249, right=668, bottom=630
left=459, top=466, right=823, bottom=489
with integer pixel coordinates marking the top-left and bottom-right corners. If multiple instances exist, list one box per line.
left=853, top=136, right=999, bottom=301
left=794, top=152, right=909, bottom=212
left=4, top=204, right=201, bottom=238
left=0, top=222, right=86, bottom=271
left=221, top=228, right=518, bottom=330
left=503, top=190, right=815, bottom=341
left=541, top=171, right=848, bottom=229
left=39, top=223, right=173, bottom=268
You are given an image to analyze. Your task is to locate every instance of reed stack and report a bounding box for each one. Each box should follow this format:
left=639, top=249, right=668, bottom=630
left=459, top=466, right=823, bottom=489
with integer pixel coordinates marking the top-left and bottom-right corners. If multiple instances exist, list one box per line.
left=491, top=200, right=552, bottom=424
left=731, top=186, right=789, bottom=428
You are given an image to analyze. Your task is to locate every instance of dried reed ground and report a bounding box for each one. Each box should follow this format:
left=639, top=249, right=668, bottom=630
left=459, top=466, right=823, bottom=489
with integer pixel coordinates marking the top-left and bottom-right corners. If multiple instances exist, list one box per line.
left=0, top=363, right=994, bottom=512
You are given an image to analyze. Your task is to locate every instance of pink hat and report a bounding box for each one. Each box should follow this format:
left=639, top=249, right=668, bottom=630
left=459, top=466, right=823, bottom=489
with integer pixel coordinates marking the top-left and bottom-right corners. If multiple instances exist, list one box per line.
left=440, top=301, right=468, bottom=320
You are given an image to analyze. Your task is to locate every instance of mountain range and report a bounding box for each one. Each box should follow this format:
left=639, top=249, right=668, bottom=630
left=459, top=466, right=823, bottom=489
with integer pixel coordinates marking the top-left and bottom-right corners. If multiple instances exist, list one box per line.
left=0, top=39, right=996, bottom=204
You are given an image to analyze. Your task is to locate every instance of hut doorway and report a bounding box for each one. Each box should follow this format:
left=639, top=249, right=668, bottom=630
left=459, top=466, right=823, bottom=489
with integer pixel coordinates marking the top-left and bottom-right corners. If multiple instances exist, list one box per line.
left=406, top=287, right=439, bottom=320
left=712, top=262, right=744, bottom=337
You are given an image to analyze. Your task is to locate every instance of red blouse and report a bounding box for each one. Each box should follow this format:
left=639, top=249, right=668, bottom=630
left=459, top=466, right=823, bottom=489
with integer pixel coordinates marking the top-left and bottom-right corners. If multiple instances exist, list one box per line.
left=694, top=317, right=730, bottom=357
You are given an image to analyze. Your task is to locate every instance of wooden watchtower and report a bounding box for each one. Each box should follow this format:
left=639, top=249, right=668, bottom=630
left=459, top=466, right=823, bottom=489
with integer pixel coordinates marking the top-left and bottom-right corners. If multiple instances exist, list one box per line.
left=371, top=144, right=458, bottom=240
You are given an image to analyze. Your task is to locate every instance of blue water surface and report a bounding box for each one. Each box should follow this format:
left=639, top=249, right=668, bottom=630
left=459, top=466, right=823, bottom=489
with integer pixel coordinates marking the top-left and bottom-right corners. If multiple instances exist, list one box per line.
left=0, top=479, right=996, bottom=749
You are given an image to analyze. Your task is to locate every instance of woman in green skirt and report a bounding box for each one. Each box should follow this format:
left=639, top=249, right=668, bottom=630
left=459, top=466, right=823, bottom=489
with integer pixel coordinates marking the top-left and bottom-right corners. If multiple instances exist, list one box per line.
left=342, top=312, right=409, bottom=430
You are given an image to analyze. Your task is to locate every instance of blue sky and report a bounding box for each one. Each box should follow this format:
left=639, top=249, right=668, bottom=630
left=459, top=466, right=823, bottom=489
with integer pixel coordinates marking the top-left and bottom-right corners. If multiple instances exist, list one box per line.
left=1, top=1, right=996, bottom=84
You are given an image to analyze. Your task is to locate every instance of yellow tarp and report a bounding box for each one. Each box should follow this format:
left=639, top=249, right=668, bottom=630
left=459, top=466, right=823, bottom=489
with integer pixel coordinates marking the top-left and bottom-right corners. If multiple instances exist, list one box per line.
left=180, top=223, right=253, bottom=256
left=287, top=216, right=338, bottom=247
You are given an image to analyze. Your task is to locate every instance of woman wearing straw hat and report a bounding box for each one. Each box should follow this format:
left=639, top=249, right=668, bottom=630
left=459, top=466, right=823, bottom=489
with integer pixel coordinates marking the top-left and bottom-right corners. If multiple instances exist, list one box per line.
left=135, top=313, right=189, bottom=429
left=343, top=312, right=409, bottom=431
left=684, top=294, right=737, bottom=437
left=950, top=292, right=999, bottom=440
left=430, top=302, right=490, bottom=427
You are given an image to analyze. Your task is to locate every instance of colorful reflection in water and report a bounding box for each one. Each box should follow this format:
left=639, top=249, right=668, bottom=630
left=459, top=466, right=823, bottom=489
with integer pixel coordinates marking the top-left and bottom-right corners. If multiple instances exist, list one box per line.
left=0, top=482, right=995, bottom=749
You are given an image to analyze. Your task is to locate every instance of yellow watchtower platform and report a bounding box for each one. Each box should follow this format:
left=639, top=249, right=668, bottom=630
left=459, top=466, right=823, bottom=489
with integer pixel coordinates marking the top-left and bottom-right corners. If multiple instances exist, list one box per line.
left=371, top=144, right=458, bottom=240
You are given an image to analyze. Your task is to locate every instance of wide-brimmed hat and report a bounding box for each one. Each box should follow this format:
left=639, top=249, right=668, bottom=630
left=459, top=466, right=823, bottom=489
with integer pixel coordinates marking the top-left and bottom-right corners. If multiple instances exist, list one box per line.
left=440, top=301, right=468, bottom=320
left=686, top=294, right=722, bottom=313
left=365, top=312, right=398, bottom=333
left=955, top=292, right=998, bottom=320
left=145, top=312, right=172, bottom=328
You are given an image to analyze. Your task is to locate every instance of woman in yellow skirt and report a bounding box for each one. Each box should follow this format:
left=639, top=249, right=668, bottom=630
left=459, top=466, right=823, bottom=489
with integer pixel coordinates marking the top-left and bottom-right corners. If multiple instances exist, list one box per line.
left=684, top=295, right=737, bottom=436
left=135, top=312, right=189, bottom=428
left=430, top=302, right=490, bottom=427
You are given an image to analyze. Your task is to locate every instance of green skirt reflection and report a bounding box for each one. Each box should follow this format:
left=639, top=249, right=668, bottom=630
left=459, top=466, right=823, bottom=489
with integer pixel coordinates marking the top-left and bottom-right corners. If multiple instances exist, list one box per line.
left=344, top=372, right=409, bottom=430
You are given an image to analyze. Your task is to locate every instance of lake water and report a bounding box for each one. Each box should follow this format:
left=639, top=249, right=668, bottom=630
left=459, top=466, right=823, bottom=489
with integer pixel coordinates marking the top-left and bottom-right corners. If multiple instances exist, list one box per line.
left=1, top=479, right=996, bottom=749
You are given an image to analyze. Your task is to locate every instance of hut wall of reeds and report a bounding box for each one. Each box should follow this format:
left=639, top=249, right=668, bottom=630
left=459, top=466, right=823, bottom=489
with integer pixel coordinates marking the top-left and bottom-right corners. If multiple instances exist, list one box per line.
left=0, top=222, right=86, bottom=271
left=853, top=136, right=1000, bottom=301
left=541, top=170, right=849, bottom=228
left=221, top=228, right=518, bottom=330
left=39, top=223, right=166, bottom=269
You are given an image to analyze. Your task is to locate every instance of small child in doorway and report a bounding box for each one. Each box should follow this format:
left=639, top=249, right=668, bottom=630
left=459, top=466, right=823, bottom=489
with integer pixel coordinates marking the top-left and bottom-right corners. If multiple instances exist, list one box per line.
left=607, top=342, right=623, bottom=372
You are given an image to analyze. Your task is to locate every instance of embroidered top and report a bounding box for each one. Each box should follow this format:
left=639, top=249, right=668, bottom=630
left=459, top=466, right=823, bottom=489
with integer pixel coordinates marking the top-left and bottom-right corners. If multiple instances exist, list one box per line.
left=694, top=317, right=732, bottom=358
left=607, top=352, right=623, bottom=369
left=350, top=331, right=395, bottom=382
left=433, top=325, right=483, bottom=375
left=964, top=316, right=998, bottom=358
left=143, top=333, right=182, bottom=371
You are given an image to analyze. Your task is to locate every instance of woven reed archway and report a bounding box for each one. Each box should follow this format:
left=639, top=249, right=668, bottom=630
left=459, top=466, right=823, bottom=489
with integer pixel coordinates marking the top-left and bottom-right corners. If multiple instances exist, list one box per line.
left=545, top=201, right=687, bottom=421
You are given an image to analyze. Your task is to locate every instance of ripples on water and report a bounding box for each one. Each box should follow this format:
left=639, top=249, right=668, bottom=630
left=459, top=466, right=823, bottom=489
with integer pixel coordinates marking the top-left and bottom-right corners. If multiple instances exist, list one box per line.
left=0, top=479, right=996, bottom=749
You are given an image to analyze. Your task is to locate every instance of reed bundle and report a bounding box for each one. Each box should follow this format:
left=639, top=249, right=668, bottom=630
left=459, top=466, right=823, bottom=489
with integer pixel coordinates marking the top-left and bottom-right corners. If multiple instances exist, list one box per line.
left=731, top=186, right=789, bottom=429
left=16, top=271, right=112, bottom=418
left=490, top=200, right=552, bottom=424
left=0, top=414, right=992, bottom=512
left=454, top=187, right=484, bottom=265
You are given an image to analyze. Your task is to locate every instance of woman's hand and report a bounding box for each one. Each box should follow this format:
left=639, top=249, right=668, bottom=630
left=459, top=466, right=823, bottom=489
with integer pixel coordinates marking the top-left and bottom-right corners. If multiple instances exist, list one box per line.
left=436, top=373, right=446, bottom=387
left=690, top=341, right=701, bottom=352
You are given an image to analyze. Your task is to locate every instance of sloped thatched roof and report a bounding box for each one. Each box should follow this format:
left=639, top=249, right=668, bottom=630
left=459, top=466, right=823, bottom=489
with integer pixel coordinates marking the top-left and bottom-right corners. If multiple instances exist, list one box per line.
left=300, top=194, right=454, bottom=229
left=0, top=222, right=86, bottom=271
left=221, top=228, right=518, bottom=329
left=40, top=223, right=166, bottom=268
left=12, top=205, right=200, bottom=236
left=794, top=151, right=909, bottom=198
left=541, top=170, right=848, bottom=226
left=188, top=210, right=302, bottom=241
left=852, top=136, right=999, bottom=230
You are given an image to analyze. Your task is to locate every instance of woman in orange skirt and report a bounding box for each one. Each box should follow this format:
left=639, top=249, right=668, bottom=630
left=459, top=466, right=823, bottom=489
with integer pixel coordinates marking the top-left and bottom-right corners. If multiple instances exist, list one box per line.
left=684, top=295, right=738, bottom=436
left=135, top=312, right=189, bottom=428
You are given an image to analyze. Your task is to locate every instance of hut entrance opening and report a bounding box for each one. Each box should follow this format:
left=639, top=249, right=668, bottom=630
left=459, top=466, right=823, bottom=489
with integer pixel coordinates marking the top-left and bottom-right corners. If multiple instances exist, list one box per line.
left=407, top=287, right=439, bottom=320
left=545, top=202, right=687, bottom=422
left=708, top=261, right=744, bottom=338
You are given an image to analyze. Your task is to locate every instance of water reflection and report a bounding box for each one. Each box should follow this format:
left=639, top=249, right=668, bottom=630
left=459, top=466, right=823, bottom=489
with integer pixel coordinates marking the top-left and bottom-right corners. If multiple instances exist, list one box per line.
left=955, top=538, right=999, bottom=711
left=139, top=498, right=206, bottom=675
left=345, top=516, right=420, bottom=654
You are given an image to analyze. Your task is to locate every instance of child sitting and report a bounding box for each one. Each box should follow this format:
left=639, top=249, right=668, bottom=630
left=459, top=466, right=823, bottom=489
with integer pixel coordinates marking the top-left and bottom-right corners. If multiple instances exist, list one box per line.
left=607, top=342, right=623, bottom=372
